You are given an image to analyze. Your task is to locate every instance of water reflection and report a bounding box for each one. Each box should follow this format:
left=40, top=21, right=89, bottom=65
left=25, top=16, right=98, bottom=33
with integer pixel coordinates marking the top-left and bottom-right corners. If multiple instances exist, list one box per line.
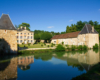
left=18, top=56, right=34, bottom=70
left=0, top=49, right=99, bottom=80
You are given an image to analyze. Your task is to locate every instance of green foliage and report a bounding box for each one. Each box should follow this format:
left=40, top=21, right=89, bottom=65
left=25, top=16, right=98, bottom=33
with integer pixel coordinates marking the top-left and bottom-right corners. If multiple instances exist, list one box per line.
left=18, top=23, right=30, bottom=30
left=51, top=44, right=53, bottom=47
left=77, top=45, right=83, bottom=50
left=28, top=43, right=31, bottom=46
left=83, top=45, right=88, bottom=50
left=40, top=32, right=52, bottom=42
left=22, top=43, right=24, bottom=45
left=93, top=43, right=99, bottom=49
left=71, top=45, right=76, bottom=51
left=41, top=44, right=43, bottom=46
left=62, top=42, right=64, bottom=45
left=47, top=45, right=49, bottom=47
left=34, top=34, right=40, bottom=41
left=55, top=44, right=65, bottom=51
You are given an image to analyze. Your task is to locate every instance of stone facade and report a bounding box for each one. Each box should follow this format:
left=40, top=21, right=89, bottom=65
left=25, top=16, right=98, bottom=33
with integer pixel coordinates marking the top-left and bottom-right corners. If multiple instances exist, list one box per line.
left=0, top=14, right=17, bottom=54
left=17, top=27, right=34, bottom=44
left=0, top=30, right=17, bottom=53
left=51, top=24, right=99, bottom=48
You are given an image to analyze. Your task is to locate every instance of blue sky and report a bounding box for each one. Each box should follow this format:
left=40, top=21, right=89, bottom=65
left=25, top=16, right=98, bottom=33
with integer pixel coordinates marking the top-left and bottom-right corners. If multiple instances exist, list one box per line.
left=0, top=0, right=100, bottom=32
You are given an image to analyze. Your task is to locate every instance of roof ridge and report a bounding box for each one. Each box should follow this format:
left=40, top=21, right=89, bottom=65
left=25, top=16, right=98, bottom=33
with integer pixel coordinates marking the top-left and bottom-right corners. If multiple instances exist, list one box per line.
left=86, top=24, right=89, bottom=33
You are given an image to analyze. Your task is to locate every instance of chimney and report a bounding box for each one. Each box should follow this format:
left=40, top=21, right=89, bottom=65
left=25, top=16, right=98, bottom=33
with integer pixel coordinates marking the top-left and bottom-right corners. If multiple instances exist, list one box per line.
left=24, top=26, right=26, bottom=30
left=21, top=26, right=22, bottom=29
left=92, top=26, right=94, bottom=32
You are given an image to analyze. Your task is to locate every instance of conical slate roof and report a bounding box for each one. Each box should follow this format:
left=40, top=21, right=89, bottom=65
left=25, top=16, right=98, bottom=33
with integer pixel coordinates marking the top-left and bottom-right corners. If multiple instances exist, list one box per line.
left=0, top=14, right=16, bottom=30
left=79, top=24, right=98, bottom=34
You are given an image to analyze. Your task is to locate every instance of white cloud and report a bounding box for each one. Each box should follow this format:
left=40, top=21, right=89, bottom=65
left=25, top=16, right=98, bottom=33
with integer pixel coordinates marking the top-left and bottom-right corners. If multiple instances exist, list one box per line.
left=47, top=26, right=54, bottom=28
left=69, top=19, right=73, bottom=22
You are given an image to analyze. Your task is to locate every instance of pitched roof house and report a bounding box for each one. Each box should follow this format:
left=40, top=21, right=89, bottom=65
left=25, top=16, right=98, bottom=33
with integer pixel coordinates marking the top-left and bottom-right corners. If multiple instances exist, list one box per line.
left=51, top=24, right=99, bottom=48
left=0, top=14, right=17, bottom=54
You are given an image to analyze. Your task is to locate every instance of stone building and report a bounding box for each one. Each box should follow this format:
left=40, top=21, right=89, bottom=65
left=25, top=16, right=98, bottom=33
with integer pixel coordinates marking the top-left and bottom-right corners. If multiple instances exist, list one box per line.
left=0, top=14, right=17, bottom=53
left=17, top=26, right=34, bottom=44
left=51, top=24, right=99, bottom=48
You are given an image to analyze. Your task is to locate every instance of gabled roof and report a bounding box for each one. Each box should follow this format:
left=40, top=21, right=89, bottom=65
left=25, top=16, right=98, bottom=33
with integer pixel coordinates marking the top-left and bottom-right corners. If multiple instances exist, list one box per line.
left=79, top=24, right=98, bottom=34
left=0, top=14, right=16, bottom=30
left=51, top=31, right=80, bottom=39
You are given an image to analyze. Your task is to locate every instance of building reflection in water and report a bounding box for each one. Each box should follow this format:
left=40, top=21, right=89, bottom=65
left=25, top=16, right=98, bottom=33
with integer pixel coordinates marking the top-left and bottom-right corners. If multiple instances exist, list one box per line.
left=0, top=50, right=99, bottom=79
left=0, top=56, right=34, bottom=80
left=53, top=50, right=100, bottom=71
left=17, top=56, right=34, bottom=70
left=0, top=57, right=17, bottom=80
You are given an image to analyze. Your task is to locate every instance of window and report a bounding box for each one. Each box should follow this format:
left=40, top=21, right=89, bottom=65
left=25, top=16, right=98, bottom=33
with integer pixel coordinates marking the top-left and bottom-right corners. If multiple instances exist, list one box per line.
left=28, top=40, right=29, bottom=42
left=17, top=36, right=18, bottom=39
left=20, top=36, right=22, bottom=39
left=20, top=40, right=22, bottom=43
left=31, top=33, right=32, bottom=35
left=84, top=37, right=85, bottom=41
left=17, top=33, right=18, bottom=34
left=31, top=40, right=33, bottom=42
left=28, top=33, right=29, bottom=35
left=31, top=36, right=32, bottom=39
left=24, top=33, right=26, bottom=35
left=27, top=36, right=29, bottom=39
left=54, top=41, right=56, bottom=44
left=21, top=33, right=22, bottom=34
left=17, top=40, right=19, bottom=43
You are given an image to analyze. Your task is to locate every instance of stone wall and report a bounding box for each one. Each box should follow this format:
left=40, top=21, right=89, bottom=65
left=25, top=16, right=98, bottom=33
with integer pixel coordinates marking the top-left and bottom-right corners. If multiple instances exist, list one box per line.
left=51, top=33, right=99, bottom=48
left=0, top=29, right=17, bottom=53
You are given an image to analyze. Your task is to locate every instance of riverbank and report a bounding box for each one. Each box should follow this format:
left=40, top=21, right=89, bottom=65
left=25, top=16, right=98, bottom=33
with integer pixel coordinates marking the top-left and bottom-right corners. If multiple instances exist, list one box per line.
left=72, top=63, right=100, bottom=80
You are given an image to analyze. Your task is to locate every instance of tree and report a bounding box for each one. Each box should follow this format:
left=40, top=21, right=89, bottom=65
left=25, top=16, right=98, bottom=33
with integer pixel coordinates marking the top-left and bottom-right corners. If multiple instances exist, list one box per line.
left=18, top=23, right=30, bottom=30
left=34, top=34, right=40, bottom=42
left=76, top=21, right=85, bottom=31
left=61, top=31, right=66, bottom=34
left=40, top=32, right=52, bottom=43
left=89, top=20, right=94, bottom=26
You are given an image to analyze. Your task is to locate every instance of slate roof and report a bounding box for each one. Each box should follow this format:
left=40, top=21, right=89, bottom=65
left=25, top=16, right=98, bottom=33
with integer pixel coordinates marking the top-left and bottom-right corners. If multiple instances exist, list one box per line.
left=51, top=31, right=80, bottom=39
left=79, top=24, right=98, bottom=34
left=0, top=14, right=16, bottom=30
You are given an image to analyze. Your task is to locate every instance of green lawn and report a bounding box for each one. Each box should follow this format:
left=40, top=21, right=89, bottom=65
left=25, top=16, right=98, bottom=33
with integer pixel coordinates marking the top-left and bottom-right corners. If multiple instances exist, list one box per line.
left=18, top=44, right=56, bottom=48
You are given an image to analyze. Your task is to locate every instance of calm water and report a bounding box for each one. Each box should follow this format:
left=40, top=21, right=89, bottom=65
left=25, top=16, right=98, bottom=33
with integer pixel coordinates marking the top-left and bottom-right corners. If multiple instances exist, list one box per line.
left=0, top=50, right=100, bottom=80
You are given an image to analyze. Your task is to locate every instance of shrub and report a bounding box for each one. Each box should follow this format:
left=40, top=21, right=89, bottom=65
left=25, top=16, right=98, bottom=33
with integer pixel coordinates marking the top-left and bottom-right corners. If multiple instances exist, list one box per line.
left=47, top=45, right=49, bottom=47
left=44, top=43, right=46, bottom=46
left=17, top=44, right=19, bottom=47
left=83, top=45, right=88, bottom=50
left=55, top=44, right=65, bottom=51
left=22, top=43, right=24, bottom=45
left=93, top=43, right=99, bottom=49
left=51, top=44, right=53, bottom=47
left=28, top=43, right=31, bottom=46
left=71, top=45, right=76, bottom=51
left=62, top=42, right=64, bottom=45
left=77, top=45, right=83, bottom=50
left=41, top=44, right=43, bottom=46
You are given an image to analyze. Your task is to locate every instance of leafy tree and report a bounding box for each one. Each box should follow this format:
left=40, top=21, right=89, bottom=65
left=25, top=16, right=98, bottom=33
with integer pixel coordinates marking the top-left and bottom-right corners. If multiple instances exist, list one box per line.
left=76, top=21, right=85, bottom=31
left=61, top=31, right=66, bottom=34
left=18, top=23, right=30, bottom=30
left=34, top=34, right=40, bottom=42
left=89, top=20, right=94, bottom=26
left=40, top=32, right=52, bottom=43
